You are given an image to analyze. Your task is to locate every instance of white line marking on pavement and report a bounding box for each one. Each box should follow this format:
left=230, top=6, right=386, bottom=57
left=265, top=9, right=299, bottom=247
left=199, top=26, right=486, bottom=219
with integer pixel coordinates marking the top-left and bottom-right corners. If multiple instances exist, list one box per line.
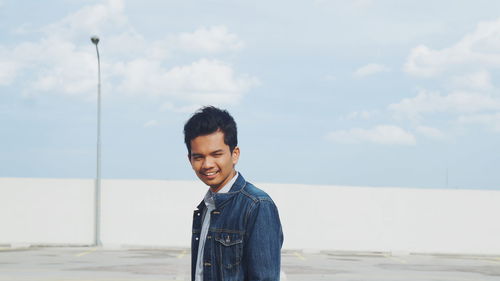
left=293, top=252, right=306, bottom=261
left=75, top=247, right=98, bottom=257
left=383, top=253, right=407, bottom=264
left=177, top=249, right=188, bottom=259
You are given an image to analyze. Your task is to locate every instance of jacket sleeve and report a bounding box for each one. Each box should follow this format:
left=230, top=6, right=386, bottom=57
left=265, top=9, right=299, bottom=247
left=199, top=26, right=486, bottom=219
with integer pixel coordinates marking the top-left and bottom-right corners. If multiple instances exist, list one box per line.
left=243, top=198, right=284, bottom=281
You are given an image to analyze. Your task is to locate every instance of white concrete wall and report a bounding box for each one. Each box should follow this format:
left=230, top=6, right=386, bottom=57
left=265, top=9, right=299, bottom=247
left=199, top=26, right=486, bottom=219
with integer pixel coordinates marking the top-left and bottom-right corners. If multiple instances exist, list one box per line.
left=1, top=177, right=499, bottom=255
left=101, top=179, right=206, bottom=248
left=262, top=183, right=500, bottom=255
left=0, top=178, right=95, bottom=245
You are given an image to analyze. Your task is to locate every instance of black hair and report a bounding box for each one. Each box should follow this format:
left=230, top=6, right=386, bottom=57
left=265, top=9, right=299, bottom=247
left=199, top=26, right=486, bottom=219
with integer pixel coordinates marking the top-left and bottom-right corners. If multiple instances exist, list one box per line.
left=183, top=106, right=238, bottom=155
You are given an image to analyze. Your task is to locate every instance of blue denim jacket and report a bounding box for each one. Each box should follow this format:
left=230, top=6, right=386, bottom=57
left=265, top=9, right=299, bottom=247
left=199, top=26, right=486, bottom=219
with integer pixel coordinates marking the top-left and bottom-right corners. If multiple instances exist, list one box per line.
left=191, top=173, right=283, bottom=281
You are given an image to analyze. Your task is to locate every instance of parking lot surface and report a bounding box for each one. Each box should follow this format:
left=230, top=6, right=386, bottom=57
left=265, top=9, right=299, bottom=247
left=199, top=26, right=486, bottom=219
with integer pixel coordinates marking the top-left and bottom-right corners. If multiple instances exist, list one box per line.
left=1, top=247, right=500, bottom=281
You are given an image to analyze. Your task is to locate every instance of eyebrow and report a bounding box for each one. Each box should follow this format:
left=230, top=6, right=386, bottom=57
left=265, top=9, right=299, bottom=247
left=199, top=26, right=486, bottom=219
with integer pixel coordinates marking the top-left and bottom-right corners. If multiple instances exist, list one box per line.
left=191, top=149, right=225, bottom=157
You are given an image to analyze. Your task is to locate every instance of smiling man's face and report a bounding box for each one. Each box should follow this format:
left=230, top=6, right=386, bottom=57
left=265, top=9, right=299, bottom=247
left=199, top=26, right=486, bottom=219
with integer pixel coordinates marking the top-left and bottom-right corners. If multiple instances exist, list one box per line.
left=189, top=130, right=240, bottom=192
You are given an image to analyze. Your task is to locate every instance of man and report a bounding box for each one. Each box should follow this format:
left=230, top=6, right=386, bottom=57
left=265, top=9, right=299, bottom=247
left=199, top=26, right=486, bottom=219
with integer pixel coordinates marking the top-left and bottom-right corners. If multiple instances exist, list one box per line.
left=184, top=106, right=283, bottom=281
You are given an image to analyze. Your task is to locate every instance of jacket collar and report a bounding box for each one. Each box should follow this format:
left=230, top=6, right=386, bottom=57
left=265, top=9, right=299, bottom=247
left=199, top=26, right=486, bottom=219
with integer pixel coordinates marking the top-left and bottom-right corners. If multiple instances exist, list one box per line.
left=196, top=173, right=246, bottom=211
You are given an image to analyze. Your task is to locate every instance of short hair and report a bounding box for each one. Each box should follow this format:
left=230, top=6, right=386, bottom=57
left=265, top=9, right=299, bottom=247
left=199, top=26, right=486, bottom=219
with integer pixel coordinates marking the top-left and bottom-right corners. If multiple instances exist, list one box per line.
left=183, top=106, right=238, bottom=155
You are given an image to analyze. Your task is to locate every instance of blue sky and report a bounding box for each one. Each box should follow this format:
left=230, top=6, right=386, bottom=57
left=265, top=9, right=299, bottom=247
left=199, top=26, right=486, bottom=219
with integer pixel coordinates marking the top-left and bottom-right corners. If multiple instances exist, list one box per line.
left=1, top=0, right=499, bottom=189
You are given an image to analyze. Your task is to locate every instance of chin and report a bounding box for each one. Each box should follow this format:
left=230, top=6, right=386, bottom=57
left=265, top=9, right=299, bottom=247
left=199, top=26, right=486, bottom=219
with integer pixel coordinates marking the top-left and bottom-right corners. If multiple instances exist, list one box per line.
left=200, top=177, right=219, bottom=187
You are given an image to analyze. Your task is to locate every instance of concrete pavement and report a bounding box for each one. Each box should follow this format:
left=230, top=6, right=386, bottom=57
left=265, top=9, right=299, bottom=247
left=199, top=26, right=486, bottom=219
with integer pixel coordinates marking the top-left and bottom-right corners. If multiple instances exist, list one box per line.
left=1, top=247, right=499, bottom=281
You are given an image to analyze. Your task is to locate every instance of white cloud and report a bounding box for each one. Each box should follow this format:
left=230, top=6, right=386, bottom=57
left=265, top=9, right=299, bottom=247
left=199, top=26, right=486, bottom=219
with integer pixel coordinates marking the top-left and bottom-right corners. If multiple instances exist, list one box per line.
left=0, top=37, right=98, bottom=99
left=173, top=26, right=244, bottom=53
left=42, top=0, right=127, bottom=38
left=354, top=63, right=390, bottom=77
left=0, top=54, right=21, bottom=85
left=0, top=1, right=256, bottom=105
left=405, top=18, right=500, bottom=77
left=326, top=125, right=416, bottom=145
left=389, top=90, right=500, bottom=120
left=161, top=102, right=202, bottom=113
left=0, top=0, right=126, bottom=97
left=162, top=59, right=258, bottom=104
left=448, top=70, right=493, bottom=91
left=104, top=31, right=158, bottom=60
left=143, top=120, right=159, bottom=128
left=115, top=58, right=259, bottom=104
left=399, top=19, right=500, bottom=136
left=31, top=41, right=97, bottom=99
left=415, top=125, right=446, bottom=140
left=0, top=47, right=23, bottom=86
left=458, top=113, right=500, bottom=132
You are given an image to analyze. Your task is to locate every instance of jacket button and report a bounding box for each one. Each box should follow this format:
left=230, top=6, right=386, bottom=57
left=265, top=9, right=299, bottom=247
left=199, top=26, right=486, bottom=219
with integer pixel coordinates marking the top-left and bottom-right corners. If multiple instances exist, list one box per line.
left=195, top=237, right=199, bottom=240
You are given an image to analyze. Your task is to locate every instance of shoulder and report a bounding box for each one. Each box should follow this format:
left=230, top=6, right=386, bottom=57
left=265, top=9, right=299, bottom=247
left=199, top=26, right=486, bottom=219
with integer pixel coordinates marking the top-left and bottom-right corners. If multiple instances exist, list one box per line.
left=232, top=173, right=276, bottom=205
left=239, top=181, right=282, bottom=231
left=240, top=181, right=275, bottom=204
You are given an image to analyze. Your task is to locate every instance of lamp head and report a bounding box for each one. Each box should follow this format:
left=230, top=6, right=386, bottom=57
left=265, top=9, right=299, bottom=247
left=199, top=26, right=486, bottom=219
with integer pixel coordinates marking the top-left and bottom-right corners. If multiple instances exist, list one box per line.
left=91, top=36, right=100, bottom=45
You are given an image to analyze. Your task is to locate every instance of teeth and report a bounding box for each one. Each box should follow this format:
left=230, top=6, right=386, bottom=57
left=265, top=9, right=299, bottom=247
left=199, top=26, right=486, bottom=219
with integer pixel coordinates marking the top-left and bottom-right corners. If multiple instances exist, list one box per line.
left=205, top=172, right=217, bottom=176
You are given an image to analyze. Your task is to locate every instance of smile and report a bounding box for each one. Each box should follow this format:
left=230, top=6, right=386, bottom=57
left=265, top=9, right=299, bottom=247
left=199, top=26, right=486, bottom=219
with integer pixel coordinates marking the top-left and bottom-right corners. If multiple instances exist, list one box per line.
left=201, top=171, right=219, bottom=177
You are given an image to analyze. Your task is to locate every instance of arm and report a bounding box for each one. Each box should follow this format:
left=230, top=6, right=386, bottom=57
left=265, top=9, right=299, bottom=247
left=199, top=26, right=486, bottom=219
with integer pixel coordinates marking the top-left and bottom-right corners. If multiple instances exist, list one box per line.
left=244, top=199, right=284, bottom=281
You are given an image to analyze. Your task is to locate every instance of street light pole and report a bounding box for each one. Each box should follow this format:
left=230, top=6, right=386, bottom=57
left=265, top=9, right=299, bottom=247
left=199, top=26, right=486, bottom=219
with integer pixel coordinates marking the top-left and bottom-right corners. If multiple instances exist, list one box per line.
left=91, top=35, right=102, bottom=247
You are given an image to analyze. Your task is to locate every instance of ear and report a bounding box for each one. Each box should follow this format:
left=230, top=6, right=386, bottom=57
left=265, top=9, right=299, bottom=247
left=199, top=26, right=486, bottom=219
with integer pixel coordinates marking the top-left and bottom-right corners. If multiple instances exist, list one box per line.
left=231, top=146, right=240, bottom=165
left=187, top=153, right=192, bottom=163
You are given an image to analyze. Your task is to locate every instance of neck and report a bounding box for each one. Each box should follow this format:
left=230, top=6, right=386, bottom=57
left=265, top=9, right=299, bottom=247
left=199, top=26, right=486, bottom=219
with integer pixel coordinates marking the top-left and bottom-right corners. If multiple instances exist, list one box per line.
left=210, top=170, right=236, bottom=193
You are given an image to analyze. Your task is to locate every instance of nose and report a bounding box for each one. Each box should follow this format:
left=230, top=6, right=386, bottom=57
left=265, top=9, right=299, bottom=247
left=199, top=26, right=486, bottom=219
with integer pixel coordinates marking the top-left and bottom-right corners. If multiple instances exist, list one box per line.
left=202, top=156, right=215, bottom=169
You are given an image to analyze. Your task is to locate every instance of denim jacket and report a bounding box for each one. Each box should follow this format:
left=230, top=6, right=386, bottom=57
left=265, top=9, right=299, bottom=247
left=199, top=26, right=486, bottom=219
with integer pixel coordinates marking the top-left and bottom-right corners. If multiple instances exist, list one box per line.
left=191, top=173, right=283, bottom=281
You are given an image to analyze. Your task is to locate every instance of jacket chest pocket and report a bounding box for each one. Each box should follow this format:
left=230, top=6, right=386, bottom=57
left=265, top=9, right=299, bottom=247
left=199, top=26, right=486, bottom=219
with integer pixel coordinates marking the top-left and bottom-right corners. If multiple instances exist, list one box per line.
left=214, top=232, right=243, bottom=269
